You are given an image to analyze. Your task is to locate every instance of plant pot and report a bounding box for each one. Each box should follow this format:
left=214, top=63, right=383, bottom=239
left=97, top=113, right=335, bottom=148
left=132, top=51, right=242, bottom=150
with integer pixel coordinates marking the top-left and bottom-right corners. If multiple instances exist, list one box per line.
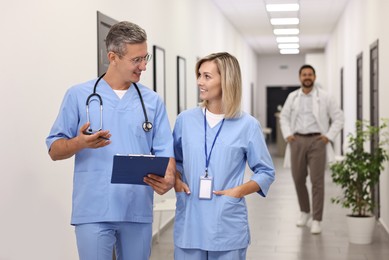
left=346, top=215, right=375, bottom=244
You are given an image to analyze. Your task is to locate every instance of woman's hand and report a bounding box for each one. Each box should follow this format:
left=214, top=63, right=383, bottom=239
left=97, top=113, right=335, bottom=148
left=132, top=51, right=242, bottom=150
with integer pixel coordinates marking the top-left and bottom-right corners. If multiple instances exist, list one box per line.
left=213, top=181, right=260, bottom=198
left=213, top=187, right=242, bottom=198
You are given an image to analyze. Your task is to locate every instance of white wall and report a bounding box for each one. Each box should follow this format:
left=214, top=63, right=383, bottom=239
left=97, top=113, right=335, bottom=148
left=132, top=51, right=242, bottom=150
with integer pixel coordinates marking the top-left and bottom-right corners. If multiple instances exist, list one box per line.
left=0, top=0, right=258, bottom=259
left=325, top=0, right=389, bottom=231
left=305, top=53, right=327, bottom=91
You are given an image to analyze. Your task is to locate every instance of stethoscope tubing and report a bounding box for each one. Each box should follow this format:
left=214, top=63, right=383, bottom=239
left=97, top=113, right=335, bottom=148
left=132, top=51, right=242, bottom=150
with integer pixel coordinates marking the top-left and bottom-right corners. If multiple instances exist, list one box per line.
left=85, top=73, right=152, bottom=133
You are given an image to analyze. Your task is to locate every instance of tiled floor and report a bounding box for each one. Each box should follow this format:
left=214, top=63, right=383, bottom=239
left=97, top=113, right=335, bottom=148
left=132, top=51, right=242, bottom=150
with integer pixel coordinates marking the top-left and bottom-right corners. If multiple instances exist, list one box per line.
left=150, top=144, right=389, bottom=260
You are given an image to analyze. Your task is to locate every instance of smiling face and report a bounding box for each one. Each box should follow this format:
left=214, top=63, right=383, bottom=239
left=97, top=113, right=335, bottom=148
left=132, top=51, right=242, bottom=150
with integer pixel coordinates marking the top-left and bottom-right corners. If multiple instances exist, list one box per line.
left=113, top=42, right=149, bottom=84
left=197, top=61, right=222, bottom=109
left=299, top=67, right=316, bottom=90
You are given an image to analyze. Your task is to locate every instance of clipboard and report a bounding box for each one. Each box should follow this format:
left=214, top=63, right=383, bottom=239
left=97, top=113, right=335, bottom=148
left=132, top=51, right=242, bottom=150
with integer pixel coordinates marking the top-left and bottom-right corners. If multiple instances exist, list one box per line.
left=111, top=154, right=169, bottom=185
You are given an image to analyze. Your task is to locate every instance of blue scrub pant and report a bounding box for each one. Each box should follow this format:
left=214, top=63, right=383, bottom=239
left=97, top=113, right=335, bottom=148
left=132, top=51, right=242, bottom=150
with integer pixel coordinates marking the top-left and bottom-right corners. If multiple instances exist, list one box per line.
left=174, top=246, right=247, bottom=260
left=75, top=222, right=152, bottom=260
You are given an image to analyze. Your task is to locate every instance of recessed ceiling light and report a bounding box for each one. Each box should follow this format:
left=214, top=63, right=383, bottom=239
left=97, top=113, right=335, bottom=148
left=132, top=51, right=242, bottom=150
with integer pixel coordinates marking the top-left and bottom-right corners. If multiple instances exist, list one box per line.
left=266, top=4, right=299, bottom=12
left=271, top=18, right=299, bottom=25
left=280, top=49, right=300, bottom=54
left=278, top=43, right=300, bottom=49
left=276, top=36, right=299, bottom=43
left=273, top=28, right=300, bottom=35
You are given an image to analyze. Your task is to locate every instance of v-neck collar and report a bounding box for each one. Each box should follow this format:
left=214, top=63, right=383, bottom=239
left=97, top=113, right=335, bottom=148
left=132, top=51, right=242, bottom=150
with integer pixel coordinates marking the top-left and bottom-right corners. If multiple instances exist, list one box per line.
left=98, top=80, right=140, bottom=109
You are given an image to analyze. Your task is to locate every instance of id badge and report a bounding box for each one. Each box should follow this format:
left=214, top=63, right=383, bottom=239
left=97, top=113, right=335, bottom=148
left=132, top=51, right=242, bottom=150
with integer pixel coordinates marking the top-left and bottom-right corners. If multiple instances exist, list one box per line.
left=199, top=176, right=213, bottom=200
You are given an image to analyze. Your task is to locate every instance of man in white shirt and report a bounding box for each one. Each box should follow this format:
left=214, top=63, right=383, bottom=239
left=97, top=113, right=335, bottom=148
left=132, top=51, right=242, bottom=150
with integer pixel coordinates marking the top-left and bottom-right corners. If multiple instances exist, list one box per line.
left=279, top=64, right=344, bottom=234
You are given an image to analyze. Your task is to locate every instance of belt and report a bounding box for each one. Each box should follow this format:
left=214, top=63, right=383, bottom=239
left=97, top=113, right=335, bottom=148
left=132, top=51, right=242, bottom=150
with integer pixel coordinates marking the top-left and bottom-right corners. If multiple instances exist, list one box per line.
left=294, top=132, right=321, bottom=137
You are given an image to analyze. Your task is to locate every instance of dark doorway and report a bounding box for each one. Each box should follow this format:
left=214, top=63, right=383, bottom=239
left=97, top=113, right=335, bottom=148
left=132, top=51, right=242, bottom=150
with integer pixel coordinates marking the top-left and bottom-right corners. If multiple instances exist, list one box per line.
left=266, top=86, right=299, bottom=142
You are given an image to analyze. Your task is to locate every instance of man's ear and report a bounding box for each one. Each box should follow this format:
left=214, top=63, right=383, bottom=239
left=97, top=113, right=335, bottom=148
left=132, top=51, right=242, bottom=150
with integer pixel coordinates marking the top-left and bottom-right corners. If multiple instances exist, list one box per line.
left=107, top=51, right=118, bottom=64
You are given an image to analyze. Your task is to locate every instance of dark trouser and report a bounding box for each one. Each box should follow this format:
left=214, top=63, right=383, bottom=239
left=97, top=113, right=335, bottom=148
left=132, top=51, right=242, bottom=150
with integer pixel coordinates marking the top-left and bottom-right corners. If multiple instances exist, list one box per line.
left=290, top=135, right=326, bottom=221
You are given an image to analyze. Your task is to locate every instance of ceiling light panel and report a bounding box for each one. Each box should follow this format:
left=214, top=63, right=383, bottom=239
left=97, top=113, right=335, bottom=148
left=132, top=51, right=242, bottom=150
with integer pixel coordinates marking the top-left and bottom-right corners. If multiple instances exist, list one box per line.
left=276, top=36, right=299, bottom=43
left=264, top=0, right=301, bottom=55
left=266, top=4, right=299, bottom=12
left=270, top=18, right=299, bottom=25
left=278, top=43, right=300, bottom=49
left=273, top=28, right=300, bottom=35
left=280, top=49, right=300, bottom=54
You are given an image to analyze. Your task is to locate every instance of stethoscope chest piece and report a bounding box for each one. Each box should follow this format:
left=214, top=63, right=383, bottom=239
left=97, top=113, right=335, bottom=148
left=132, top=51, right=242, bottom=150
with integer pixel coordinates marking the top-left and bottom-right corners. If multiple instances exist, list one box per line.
left=143, top=121, right=153, bottom=132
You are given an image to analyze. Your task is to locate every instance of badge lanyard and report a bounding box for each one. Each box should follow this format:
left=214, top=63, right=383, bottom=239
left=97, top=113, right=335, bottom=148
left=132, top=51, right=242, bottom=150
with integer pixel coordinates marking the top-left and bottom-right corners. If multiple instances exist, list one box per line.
left=199, top=108, right=225, bottom=199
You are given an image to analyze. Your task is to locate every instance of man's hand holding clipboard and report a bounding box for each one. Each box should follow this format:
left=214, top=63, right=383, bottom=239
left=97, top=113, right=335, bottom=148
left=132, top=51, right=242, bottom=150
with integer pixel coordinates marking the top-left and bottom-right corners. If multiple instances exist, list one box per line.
left=111, top=154, right=175, bottom=195
left=144, top=157, right=175, bottom=195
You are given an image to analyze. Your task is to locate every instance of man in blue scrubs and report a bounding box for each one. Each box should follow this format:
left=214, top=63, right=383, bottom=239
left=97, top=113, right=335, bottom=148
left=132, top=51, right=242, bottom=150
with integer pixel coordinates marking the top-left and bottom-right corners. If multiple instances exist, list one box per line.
left=46, top=21, right=175, bottom=260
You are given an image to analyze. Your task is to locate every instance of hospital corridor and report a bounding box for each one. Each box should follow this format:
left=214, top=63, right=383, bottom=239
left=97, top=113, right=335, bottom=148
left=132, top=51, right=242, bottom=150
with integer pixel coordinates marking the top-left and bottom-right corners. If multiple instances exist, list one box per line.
left=2, top=0, right=389, bottom=259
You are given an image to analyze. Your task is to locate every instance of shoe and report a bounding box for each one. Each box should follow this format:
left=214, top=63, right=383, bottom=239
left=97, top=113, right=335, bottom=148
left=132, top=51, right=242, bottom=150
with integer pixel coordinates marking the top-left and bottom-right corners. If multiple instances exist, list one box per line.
left=296, top=212, right=310, bottom=227
left=311, top=220, right=322, bottom=234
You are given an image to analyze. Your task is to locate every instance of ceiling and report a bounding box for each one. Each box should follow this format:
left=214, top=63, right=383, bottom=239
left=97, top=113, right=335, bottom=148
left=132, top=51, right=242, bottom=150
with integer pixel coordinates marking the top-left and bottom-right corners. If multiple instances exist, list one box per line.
left=210, top=0, right=350, bottom=55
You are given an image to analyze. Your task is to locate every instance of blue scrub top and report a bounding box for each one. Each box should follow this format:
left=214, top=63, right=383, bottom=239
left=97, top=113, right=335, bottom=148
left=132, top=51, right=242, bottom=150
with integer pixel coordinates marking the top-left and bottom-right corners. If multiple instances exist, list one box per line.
left=173, top=107, right=275, bottom=251
left=46, top=78, right=174, bottom=225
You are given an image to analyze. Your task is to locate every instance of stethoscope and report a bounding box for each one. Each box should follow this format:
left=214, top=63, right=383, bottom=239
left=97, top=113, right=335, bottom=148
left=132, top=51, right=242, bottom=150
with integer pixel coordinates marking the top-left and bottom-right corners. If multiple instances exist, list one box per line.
left=85, top=73, right=153, bottom=134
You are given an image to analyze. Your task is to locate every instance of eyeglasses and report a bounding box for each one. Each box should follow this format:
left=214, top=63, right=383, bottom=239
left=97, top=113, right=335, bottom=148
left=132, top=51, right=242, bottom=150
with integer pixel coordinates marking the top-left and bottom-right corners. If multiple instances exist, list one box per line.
left=119, top=53, right=153, bottom=66
left=114, top=52, right=153, bottom=66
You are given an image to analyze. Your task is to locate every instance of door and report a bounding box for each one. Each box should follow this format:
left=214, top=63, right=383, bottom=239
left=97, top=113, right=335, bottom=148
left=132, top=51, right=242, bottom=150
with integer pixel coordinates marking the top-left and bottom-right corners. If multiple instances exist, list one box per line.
left=266, top=86, right=299, bottom=142
left=356, top=53, right=363, bottom=121
left=370, top=40, right=379, bottom=218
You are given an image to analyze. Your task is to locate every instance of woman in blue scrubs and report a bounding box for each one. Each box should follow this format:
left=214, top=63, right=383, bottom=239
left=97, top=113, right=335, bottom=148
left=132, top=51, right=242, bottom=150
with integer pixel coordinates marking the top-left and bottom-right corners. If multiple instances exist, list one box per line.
left=46, top=21, right=175, bottom=260
left=173, top=52, right=275, bottom=259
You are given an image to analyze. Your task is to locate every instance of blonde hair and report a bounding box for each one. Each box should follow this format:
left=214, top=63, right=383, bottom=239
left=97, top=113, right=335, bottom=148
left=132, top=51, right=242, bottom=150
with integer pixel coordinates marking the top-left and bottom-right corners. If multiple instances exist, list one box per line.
left=195, top=52, right=242, bottom=118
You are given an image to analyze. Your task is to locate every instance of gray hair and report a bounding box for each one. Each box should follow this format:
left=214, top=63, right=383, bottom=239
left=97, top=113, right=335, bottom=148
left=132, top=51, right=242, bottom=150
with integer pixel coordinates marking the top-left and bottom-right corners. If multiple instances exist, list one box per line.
left=105, top=21, right=147, bottom=57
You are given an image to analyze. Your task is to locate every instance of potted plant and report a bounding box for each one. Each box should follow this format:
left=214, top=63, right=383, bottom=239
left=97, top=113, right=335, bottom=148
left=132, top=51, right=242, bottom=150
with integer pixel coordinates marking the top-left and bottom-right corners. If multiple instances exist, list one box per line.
left=330, top=119, right=389, bottom=244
